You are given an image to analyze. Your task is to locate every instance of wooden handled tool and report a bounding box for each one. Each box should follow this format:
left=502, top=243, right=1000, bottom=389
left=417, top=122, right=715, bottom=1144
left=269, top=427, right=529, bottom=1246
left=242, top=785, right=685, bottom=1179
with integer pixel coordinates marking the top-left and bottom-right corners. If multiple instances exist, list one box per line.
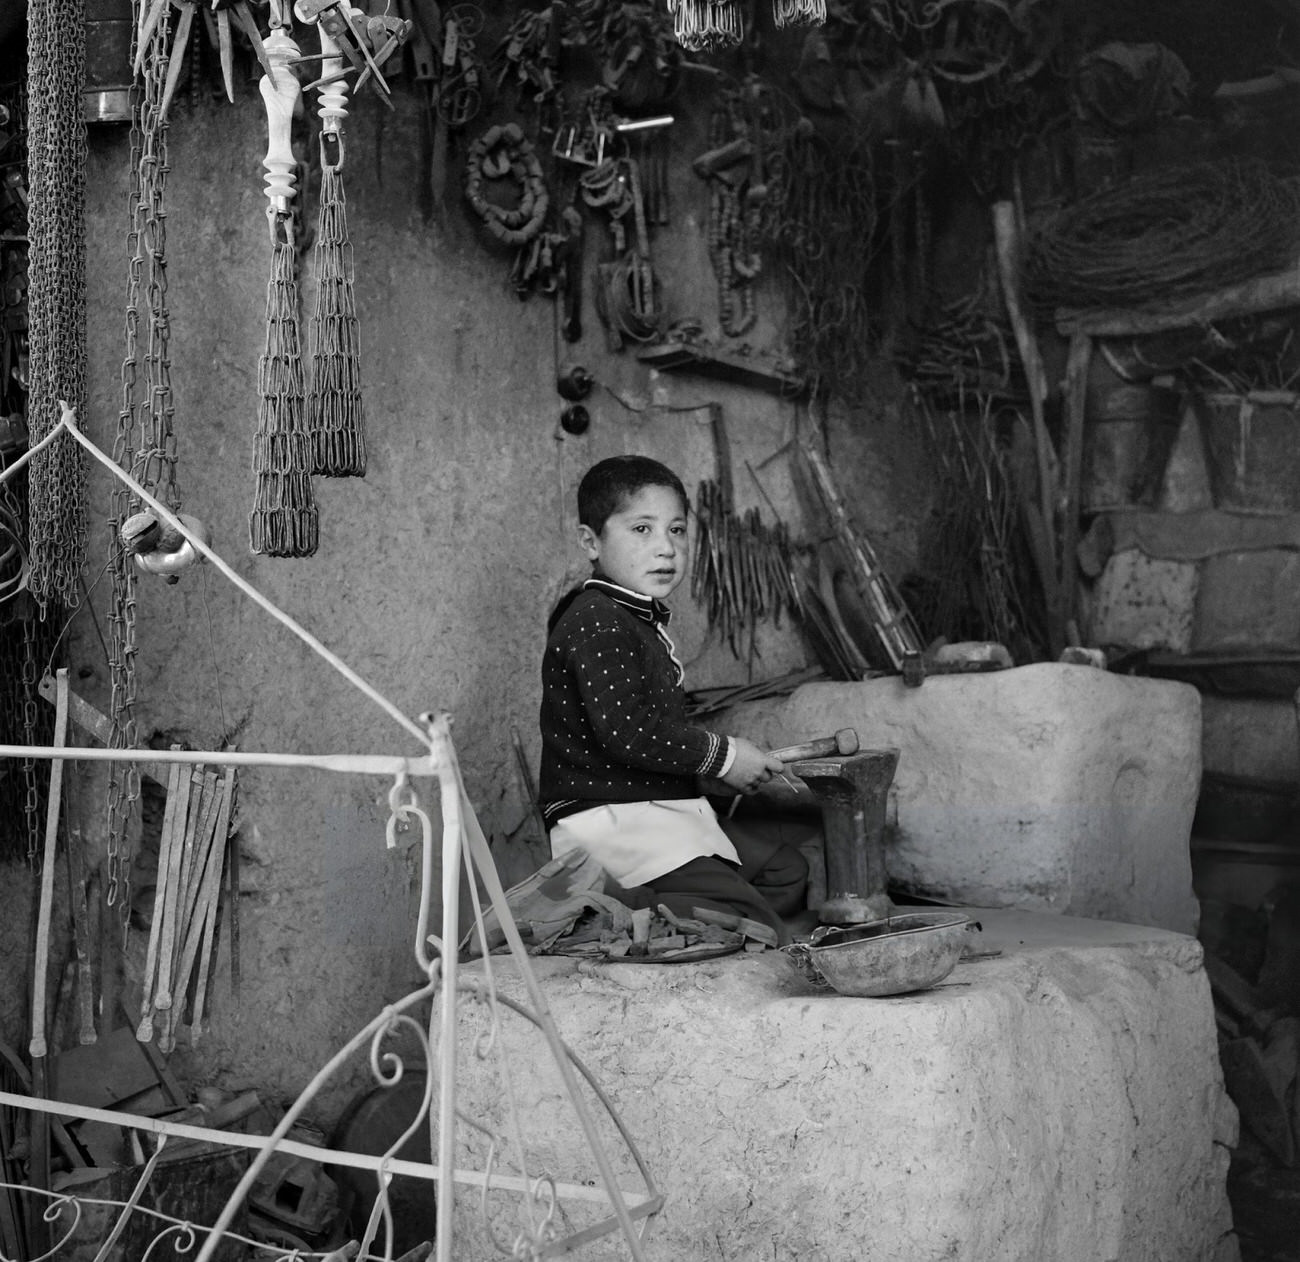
left=769, top=728, right=859, bottom=763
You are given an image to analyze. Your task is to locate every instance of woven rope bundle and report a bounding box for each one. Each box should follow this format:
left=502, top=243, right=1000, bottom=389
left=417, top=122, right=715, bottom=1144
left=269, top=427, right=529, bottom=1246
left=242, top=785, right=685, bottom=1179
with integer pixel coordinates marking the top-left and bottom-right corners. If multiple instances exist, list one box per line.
left=250, top=239, right=318, bottom=557
left=1027, top=159, right=1300, bottom=310
left=307, top=163, right=366, bottom=478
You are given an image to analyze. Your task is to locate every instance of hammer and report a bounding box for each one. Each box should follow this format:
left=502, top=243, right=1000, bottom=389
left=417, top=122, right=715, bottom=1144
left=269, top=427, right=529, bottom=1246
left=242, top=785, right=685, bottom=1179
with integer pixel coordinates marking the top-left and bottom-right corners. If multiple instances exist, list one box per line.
left=769, top=728, right=859, bottom=763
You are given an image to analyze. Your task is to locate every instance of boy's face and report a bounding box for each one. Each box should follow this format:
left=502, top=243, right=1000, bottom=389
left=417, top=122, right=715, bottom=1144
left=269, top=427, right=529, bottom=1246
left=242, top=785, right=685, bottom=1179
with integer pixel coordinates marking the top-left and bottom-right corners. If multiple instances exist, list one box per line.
left=579, top=484, right=688, bottom=600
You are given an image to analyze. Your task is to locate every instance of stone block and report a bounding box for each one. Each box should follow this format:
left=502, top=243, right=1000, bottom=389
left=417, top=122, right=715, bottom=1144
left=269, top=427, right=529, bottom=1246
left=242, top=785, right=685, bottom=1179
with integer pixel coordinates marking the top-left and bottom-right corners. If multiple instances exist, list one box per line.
left=448, top=911, right=1237, bottom=1262
left=1087, top=548, right=1198, bottom=652
left=720, top=665, right=1201, bottom=933
left=1202, top=695, right=1299, bottom=784
left=1193, top=550, right=1300, bottom=653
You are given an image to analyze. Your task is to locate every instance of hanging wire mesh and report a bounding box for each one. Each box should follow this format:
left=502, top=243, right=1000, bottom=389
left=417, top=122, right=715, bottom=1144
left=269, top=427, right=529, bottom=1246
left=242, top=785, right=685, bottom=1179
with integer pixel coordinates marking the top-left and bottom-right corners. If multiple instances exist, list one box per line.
left=249, top=234, right=319, bottom=557
left=306, top=151, right=366, bottom=479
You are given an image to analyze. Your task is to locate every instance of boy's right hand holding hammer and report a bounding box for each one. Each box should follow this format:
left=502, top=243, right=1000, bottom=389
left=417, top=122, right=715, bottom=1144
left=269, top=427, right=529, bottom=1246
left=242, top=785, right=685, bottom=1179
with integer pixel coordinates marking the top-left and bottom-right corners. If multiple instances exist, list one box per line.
left=710, top=729, right=860, bottom=796
left=720, top=737, right=787, bottom=795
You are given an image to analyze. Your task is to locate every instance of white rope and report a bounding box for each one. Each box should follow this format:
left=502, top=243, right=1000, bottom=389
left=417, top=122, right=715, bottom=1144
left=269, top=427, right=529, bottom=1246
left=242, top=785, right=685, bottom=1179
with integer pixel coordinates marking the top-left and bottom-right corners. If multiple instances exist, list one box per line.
left=0, top=405, right=430, bottom=748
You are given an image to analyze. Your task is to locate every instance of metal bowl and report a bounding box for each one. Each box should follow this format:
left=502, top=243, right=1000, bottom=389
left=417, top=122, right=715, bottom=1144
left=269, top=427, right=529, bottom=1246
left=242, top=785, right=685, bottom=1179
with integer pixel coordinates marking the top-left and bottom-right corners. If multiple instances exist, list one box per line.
left=783, top=911, right=971, bottom=997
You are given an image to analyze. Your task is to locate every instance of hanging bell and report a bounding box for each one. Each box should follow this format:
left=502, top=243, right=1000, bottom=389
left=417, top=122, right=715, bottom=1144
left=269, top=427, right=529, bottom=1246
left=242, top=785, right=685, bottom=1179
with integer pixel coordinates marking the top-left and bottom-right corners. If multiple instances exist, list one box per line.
left=560, top=404, right=590, bottom=435
left=557, top=365, right=594, bottom=401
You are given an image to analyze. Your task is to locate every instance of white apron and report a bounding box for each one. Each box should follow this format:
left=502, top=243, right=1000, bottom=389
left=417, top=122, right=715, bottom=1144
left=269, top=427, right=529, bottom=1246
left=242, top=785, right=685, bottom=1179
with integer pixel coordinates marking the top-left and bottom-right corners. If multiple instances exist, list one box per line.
left=548, top=796, right=741, bottom=889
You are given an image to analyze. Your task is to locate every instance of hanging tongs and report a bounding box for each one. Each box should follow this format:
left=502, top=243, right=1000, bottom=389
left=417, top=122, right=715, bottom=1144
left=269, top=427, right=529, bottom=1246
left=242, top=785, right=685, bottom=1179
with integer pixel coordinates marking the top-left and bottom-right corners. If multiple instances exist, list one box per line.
left=293, top=0, right=412, bottom=109
left=135, top=0, right=279, bottom=122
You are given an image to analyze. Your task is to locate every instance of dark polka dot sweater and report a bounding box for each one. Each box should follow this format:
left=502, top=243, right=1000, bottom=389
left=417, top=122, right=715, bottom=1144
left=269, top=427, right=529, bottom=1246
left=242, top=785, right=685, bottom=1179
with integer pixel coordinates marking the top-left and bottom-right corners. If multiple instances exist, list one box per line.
left=539, top=580, right=731, bottom=829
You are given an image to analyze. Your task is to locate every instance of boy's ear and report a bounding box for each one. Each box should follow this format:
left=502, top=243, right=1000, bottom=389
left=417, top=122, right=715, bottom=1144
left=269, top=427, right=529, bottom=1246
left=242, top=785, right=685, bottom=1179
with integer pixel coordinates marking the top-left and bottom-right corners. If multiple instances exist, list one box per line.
left=577, top=523, right=599, bottom=561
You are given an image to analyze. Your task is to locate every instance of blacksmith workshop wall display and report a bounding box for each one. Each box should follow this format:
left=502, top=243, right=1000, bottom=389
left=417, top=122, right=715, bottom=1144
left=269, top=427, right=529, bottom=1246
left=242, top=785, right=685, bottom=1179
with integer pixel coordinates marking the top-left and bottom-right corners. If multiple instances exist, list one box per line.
left=0, top=0, right=1298, bottom=1256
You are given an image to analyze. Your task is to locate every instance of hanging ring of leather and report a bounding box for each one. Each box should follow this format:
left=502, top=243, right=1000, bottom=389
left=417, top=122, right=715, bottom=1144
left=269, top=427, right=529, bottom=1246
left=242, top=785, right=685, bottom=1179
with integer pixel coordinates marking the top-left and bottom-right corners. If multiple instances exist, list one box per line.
left=464, top=122, right=550, bottom=245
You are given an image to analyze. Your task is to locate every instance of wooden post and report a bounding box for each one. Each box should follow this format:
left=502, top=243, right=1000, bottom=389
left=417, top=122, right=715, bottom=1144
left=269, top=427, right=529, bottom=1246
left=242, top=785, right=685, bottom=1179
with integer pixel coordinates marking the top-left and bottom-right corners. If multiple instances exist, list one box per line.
left=1059, top=333, right=1094, bottom=649
left=992, top=199, right=1063, bottom=650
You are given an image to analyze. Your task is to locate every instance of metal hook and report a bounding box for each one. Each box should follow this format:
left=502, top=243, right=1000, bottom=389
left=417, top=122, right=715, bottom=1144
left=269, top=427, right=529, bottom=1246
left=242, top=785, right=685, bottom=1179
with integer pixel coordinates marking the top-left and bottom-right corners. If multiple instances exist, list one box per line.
left=385, top=774, right=418, bottom=847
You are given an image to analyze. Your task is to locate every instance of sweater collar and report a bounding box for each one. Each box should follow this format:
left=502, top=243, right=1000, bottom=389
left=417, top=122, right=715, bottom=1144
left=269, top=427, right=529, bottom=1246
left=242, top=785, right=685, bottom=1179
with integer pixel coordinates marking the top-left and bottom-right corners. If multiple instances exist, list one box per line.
left=584, top=577, right=671, bottom=627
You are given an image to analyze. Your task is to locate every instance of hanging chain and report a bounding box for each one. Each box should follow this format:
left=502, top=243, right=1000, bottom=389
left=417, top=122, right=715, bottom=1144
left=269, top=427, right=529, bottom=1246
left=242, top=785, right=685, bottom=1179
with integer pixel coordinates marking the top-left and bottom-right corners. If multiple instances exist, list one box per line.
left=25, top=0, right=88, bottom=613
left=306, top=129, right=367, bottom=479
left=106, top=1, right=180, bottom=927
left=250, top=227, right=318, bottom=556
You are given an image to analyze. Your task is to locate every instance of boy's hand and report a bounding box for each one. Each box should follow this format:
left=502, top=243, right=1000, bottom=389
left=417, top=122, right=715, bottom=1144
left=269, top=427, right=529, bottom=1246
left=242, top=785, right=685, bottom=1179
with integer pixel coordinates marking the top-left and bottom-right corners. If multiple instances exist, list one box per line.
left=721, top=737, right=786, bottom=794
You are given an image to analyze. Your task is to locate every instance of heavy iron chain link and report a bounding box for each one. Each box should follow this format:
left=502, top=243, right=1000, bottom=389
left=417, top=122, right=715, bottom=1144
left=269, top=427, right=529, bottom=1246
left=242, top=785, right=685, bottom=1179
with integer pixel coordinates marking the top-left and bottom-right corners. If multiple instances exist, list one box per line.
left=26, top=0, right=88, bottom=613
left=105, top=1, right=181, bottom=929
left=306, top=135, right=367, bottom=479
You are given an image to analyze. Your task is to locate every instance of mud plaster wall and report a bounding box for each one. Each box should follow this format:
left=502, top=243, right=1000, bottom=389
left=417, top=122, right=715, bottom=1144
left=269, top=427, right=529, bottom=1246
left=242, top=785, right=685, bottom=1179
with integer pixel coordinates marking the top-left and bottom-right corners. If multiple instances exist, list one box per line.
left=0, top=79, right=932, bottom=1117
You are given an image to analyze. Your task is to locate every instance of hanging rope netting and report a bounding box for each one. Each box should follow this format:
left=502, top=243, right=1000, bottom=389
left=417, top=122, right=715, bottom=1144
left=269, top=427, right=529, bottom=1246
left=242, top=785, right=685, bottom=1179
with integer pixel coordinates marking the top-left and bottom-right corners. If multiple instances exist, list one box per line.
left=250, top=232, right=319, bottom=557
left=307, top=155, right=366, bottom=479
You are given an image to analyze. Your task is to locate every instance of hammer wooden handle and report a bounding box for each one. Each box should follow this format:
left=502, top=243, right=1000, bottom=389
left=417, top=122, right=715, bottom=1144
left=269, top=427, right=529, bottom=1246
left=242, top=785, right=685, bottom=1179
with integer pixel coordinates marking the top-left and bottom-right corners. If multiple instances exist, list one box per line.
left=769, top=728, right=859, bottom=763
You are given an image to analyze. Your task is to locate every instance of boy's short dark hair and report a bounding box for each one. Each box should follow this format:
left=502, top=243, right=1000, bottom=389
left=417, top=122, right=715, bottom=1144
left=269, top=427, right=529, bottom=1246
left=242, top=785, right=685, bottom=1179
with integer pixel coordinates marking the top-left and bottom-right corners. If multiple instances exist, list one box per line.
left=577, top=455, right=688, bottom=535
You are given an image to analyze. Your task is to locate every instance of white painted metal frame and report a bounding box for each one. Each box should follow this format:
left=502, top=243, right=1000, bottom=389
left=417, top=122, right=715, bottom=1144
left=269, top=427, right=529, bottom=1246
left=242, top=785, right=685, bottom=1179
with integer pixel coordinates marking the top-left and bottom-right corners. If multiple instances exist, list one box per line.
left=0, top=407, right=663, bottom=1260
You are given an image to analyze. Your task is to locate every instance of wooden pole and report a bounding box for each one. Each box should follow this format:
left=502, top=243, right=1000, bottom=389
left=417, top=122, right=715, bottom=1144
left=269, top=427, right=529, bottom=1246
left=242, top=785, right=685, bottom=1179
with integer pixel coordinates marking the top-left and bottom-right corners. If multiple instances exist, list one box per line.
left=28, top=666, right=68, bottom=1255
left=1059, top=334, right=1094, bottom=648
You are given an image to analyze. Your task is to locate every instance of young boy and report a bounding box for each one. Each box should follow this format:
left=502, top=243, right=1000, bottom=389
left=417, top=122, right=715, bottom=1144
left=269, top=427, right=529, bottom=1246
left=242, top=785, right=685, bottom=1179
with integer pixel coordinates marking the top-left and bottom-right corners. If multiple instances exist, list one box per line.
left=538, top=454, right=807, bottom=943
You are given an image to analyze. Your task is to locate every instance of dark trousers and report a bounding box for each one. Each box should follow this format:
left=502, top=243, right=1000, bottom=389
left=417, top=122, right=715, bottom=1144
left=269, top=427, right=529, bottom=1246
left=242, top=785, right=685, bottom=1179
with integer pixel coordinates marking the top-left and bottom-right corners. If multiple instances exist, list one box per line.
left=615, top=827, right=808, bottom=944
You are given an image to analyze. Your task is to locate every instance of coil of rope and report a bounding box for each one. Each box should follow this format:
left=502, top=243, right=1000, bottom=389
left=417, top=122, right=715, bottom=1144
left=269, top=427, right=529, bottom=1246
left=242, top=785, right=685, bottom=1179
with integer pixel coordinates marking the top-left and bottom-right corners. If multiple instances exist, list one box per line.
left=1027, top=159, right=1300, bottom=310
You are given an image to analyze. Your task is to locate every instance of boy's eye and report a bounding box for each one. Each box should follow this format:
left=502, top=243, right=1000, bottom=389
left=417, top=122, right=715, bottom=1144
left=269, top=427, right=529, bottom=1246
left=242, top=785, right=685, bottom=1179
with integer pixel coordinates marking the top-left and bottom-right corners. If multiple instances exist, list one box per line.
left=670, top=524, right=686, bottom=535
left=632, top=523, right=650, bottom=533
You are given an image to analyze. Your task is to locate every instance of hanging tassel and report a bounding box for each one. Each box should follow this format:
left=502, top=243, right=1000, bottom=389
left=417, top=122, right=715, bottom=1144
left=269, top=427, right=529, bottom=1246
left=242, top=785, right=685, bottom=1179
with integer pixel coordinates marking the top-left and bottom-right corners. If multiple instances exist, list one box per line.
left=772, top=0, right=826, bottom=29
left=250, top=235, right=318, bottom=556
left=249, top=20, right=319, bottom=557
left=666, top=0, right=743, bottom=51
left=308, top=159, right=365, bottom=477
left=306, top=22, right=365, bottom=478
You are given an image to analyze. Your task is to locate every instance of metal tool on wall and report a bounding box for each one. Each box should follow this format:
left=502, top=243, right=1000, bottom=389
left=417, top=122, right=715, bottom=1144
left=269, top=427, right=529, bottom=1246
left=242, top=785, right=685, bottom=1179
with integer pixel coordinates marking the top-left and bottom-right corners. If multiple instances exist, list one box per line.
left=136, top=0, right=278, bottom=119
left=136, top=760, right=237, bottom=1052
left=300, top=6, right=367, bottom=478
left=250, top=9, right=320, bottom=557
left=293, top=0, right=412, bottom=109
left=697, top=84, right=775, bottom=338
left=690, top=404, right=800, bottom=661
left=581, top=154, right=657, bottom=349
left=798, top=438, right=925, bottom=672
left=429, top=5, right=485, bottom=212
